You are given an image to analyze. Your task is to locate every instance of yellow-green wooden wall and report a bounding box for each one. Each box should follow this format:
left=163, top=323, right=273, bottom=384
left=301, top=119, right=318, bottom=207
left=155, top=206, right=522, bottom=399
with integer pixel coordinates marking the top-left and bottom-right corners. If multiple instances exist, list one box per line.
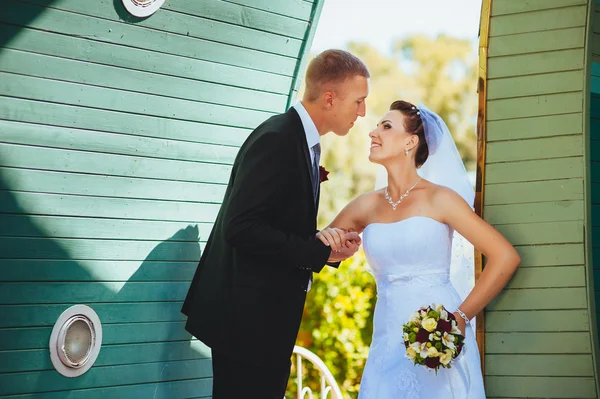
left=483, top=0, right=599, bottom=397
left=592, top=0, right=600, bottom=344
left=0, top=0, right=322, bottom=396
left=590, top=0, right=600, bottom=396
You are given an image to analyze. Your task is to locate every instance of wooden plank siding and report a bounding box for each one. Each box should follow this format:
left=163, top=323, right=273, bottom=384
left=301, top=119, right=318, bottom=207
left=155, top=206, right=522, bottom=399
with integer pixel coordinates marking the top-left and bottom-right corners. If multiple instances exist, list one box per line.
left=590, top=1, right=600, bottom=396
left=0, top=0, right=323, bottom=397
left=483, top=0, right=598, bottom=397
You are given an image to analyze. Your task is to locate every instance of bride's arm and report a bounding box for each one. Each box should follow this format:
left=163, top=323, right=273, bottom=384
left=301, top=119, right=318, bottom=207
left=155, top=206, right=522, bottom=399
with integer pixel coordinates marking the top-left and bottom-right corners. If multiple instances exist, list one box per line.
left=316, top=192, right=374, bottom=250
left=434, top=187, right=521, bottom=325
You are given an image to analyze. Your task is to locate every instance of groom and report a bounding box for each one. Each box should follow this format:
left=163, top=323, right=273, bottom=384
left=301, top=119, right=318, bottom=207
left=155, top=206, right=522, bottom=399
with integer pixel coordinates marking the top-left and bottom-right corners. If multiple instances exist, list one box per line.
left=181, top=49, right=370, bottom=399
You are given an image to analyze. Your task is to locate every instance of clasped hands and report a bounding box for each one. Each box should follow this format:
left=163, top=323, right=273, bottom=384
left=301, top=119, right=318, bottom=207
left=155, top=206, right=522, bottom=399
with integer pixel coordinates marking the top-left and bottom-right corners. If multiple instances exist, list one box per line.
left=316, top=227, right=361, bottom=263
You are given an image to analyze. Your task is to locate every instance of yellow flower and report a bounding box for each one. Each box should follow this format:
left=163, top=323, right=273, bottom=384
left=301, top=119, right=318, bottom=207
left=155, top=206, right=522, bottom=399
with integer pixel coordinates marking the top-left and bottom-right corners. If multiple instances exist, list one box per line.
left=440, top=349, right=454, bottom=366
left=427, top=347, right=440, bottom=358
left=405, top=345, right=417, bottom=361
left=422, top=317, right=438, bottom=332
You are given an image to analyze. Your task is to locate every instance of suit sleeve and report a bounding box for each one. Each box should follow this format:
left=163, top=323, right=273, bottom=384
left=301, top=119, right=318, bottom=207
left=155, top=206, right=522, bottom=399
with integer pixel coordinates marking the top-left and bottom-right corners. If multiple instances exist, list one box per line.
left=222, top=130, right=331, bottom=273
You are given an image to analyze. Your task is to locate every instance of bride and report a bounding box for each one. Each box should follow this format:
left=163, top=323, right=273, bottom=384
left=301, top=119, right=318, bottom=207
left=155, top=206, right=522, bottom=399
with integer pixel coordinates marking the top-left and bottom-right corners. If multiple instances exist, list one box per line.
left=316, top=100, right=520, bottom=398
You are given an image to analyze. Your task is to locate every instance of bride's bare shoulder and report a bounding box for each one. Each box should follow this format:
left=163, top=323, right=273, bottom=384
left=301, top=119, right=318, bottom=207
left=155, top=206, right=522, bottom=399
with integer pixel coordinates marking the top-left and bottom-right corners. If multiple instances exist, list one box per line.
left=343, top=190, right=381, bottom=218
left=356, top=189, right=384, bottom=207
left=426, top=182, right=468, bottom=208
left=329, top=190, right=381, bottom=232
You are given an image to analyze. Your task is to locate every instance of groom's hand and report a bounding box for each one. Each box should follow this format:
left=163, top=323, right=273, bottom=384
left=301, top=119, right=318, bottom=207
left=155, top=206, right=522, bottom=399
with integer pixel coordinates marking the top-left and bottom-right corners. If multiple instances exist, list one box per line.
left=316, top=227, right=361, bottom=263
left=316, top=228, right=361, bottom=252
left=327, top=237, right=360, bottom=263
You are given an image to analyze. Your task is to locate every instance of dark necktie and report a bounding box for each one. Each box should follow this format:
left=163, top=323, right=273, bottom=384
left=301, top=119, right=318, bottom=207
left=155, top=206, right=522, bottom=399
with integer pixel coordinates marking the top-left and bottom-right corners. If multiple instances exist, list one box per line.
left=312, top=143, right=321, bottom=203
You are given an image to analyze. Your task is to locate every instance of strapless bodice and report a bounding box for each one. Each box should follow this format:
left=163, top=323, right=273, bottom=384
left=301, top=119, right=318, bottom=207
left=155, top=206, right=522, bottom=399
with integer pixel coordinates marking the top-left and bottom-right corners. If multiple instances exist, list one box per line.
left=363, top=216, right=453, bottom=287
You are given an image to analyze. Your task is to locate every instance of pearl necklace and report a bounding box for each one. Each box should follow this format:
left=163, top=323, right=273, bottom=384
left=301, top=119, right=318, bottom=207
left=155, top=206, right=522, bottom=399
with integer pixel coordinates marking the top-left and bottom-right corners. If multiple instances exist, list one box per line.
left=384, top=178, right=422, bottom=211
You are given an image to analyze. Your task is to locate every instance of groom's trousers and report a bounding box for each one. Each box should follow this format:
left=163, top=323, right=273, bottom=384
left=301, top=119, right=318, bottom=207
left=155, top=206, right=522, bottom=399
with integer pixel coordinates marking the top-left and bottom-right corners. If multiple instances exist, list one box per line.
left=211, top=349, right=291, bottom=399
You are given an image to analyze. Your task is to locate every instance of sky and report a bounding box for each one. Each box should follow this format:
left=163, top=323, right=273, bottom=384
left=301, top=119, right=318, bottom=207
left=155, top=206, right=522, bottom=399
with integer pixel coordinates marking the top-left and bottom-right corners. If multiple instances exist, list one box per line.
left=310, top=0, right=482, bottom=55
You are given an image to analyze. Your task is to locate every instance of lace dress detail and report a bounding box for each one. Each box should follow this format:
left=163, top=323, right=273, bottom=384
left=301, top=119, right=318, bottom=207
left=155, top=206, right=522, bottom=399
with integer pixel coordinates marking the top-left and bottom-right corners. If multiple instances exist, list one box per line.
left=396, top=369, right=422, bottom=399
left=358, top=217, right=486, bottom=399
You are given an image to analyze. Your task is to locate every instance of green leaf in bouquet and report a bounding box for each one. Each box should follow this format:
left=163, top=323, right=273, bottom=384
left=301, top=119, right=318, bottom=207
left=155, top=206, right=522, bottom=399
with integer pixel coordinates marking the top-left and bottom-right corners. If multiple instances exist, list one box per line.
left=427, top=310, right=439, bottom=320
left=409, top=332, right=417, bottom=343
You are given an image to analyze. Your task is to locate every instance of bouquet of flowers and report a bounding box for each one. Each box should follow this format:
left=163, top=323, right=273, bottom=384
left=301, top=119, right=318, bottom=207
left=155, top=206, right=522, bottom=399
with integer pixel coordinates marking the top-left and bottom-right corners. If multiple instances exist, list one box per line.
left=402, top=304, right=465, bottom=372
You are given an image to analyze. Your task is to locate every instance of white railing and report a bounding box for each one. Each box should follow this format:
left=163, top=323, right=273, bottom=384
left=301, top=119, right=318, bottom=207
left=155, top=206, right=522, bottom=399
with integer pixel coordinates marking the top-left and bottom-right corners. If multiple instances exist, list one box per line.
left=288, top=345, right=344, bottom=399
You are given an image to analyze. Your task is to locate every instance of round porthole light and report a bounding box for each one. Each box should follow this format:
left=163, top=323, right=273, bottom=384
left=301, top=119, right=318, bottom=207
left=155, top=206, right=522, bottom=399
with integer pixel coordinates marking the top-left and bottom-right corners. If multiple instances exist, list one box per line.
left=122, top=0, right=166, bottom=18
left=49, top=305, right=102, bottom=377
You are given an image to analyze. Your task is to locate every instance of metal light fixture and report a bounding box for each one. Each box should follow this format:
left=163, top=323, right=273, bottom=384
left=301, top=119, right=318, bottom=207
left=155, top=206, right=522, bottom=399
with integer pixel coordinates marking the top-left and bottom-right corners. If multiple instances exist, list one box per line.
left=49, top=305, right=102, bottom=377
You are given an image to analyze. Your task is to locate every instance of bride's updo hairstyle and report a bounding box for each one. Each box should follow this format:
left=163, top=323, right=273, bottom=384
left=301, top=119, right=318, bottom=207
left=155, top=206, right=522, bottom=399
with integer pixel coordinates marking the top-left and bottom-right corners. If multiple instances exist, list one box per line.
left=389, top=100, right=429, bottom=168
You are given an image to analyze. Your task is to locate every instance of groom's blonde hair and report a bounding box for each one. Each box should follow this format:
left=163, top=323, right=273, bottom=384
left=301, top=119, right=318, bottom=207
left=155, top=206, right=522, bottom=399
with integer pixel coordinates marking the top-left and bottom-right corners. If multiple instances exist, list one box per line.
left=303, top=49, right=370, bottom=102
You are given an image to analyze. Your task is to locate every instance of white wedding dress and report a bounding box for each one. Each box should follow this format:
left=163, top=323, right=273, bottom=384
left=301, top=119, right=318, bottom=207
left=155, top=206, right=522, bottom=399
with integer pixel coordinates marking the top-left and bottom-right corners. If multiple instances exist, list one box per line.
left=358, top=216, right=486, bottom=399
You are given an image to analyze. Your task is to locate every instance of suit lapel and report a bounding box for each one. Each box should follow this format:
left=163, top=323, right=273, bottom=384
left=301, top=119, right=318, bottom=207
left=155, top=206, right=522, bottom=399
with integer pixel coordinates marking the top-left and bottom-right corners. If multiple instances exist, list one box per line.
left=316, top=185, right=321, bottom=214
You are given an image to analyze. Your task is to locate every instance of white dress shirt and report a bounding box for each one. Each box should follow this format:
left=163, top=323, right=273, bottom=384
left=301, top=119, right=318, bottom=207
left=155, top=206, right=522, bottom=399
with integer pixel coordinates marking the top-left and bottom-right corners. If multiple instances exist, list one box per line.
left=293, top=101, right=321, bottom=167
left=293, top=101, right=321, bottom=291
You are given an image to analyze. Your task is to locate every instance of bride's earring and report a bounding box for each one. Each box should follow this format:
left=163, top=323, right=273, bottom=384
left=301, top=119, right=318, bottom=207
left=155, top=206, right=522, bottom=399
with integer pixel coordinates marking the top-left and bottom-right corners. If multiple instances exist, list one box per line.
left=404, top=148, right=409, bottom=156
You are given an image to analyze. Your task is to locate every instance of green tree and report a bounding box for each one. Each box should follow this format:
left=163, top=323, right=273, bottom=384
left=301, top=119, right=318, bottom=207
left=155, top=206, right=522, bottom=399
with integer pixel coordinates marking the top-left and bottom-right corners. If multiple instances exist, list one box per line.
left=392, top=34, right=478, bottom=170
left=293, top=35, right=477, bottom=398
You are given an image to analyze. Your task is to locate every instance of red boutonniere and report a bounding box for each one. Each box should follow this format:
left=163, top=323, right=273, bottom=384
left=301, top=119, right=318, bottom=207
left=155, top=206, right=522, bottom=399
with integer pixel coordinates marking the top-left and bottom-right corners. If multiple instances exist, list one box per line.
left=319, top=166, right=330, bottom=183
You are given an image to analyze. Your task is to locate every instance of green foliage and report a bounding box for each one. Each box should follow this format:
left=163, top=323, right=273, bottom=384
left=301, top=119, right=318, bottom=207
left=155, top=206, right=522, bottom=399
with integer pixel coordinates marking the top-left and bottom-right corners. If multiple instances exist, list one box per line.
left=296, top=253, right=376, bottom=396
left=293, top=35, right=477, bottom=398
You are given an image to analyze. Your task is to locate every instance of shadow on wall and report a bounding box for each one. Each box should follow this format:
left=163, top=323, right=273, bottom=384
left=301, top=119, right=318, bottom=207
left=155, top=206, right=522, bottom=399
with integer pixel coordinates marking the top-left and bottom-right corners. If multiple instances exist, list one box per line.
left=1, top=0, right=59, bottom=51
left=1, top=0, right=153, bottom=58
left=0, top=164, right=211, bottom=396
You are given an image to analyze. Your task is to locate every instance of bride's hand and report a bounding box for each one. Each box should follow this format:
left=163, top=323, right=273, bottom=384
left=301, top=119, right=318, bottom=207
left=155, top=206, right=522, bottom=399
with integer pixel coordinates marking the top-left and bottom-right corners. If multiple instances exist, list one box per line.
left=452, top=312, right=467, bottom=336
left=316, top=227, right=360, bottom=252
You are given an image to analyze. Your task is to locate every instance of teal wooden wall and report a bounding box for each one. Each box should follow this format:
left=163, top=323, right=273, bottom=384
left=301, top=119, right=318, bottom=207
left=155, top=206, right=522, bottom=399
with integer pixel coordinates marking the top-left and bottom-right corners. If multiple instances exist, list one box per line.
left=0, top=0, right=322, bottom=396
left=483, top=0, right=598, bottom=397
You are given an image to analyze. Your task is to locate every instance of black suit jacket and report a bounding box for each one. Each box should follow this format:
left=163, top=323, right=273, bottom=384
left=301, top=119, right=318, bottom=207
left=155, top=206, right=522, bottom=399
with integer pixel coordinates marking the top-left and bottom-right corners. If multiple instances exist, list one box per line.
left=181, top=107, right=336, bottom=367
